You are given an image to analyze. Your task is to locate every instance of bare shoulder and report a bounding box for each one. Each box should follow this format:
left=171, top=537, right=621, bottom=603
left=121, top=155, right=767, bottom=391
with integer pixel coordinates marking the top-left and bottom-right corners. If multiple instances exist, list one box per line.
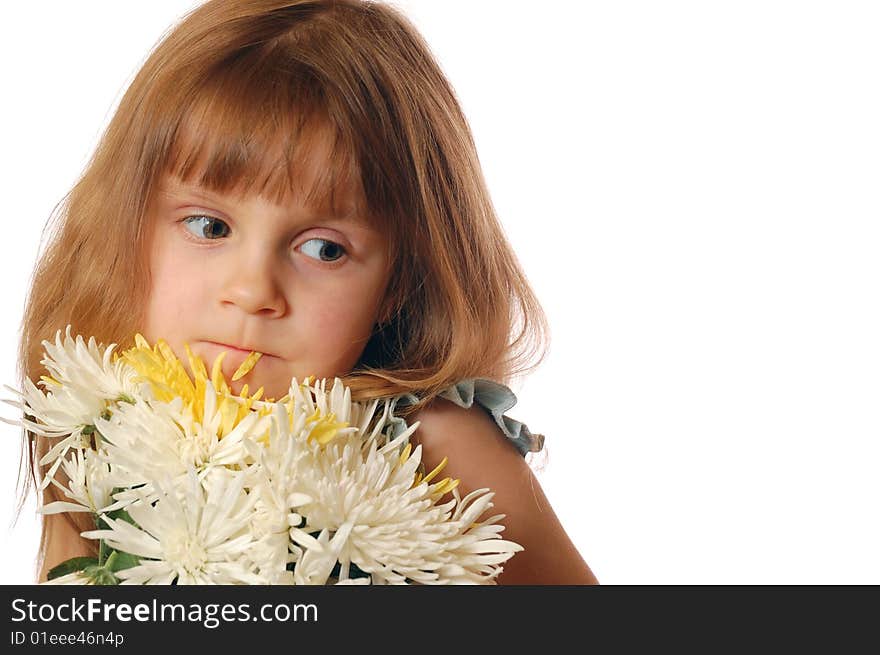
left=408, top=397, right=599, bottom=585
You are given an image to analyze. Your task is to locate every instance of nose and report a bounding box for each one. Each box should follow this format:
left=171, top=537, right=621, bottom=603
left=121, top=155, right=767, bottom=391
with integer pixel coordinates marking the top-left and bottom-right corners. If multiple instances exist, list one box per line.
left=219, top=243, right=287, bottom=318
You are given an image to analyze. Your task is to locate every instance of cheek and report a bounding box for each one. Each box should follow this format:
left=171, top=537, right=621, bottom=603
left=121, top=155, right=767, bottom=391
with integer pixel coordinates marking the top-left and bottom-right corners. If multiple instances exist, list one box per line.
left=298, top=287, right=382, bottom=363
left=311, top=278, right=384, bottom=333
left=144, top=243, right=205, bottom=331
left=306, top=302, right=370, bottom=342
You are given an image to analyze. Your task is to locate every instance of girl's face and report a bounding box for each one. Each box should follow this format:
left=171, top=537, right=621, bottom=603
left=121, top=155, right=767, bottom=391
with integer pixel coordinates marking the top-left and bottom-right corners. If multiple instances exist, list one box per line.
left=142, top=152, right=391, bottom=400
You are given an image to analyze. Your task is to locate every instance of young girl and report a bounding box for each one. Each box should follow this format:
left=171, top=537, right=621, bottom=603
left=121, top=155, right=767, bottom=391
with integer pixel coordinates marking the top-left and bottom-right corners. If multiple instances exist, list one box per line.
left=19, top=0, right=598, bottom=585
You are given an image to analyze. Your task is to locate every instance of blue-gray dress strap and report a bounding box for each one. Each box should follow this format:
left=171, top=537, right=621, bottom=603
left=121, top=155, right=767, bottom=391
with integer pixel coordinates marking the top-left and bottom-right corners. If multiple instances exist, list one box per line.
left=385, top=378, right=544, bottom=458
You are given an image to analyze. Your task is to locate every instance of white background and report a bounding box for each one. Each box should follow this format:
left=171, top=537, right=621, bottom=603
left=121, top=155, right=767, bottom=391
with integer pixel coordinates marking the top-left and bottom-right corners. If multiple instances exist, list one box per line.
left=1, top=1, right=878, bottom=584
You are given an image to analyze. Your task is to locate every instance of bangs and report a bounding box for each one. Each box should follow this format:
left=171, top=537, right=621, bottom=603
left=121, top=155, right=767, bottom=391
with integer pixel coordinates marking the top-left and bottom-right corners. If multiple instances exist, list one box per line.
left=161, top=47, right=366, bottom=219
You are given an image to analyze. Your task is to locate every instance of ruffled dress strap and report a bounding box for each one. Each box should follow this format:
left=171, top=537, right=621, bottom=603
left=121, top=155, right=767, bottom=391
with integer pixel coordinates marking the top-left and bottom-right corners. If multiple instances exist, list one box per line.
left=386, top=378, right=544, bottom=458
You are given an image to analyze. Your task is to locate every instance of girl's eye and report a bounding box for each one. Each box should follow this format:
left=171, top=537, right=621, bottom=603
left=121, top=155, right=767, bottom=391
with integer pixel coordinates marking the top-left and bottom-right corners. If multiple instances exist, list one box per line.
left=299, top=238, right=347, bottom=263
left=182, top=215, right=230, bottom=239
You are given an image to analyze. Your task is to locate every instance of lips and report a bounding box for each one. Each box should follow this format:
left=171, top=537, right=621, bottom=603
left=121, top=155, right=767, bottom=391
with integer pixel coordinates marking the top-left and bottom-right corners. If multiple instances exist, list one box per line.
left=204, top=341, right=274, bottom=357
left=192, top=341, right=273, bottom=385
left=206, top=341, right=250, bottom=354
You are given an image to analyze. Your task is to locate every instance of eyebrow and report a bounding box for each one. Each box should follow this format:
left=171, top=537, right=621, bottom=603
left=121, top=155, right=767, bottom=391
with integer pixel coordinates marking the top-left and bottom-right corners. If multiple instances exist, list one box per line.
left=158, top=182, right=367, bottom=225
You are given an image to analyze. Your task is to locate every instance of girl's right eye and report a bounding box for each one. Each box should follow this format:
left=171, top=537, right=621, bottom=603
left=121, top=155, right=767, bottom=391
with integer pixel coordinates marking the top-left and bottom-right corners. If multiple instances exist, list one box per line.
left=182, top=215, right=230, bottom=240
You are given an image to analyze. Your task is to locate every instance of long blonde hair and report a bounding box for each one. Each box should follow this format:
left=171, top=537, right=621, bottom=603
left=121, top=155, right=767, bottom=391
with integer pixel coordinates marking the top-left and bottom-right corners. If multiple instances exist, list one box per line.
left=17, top=0, right=550, bottom=574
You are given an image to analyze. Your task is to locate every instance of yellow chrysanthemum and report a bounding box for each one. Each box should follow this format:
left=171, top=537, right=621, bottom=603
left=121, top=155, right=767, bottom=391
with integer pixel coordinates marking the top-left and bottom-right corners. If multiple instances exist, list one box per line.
left=115, top=334, right=272, bottom=438
left=232, top=351, right=262, bottom=381
left=304, top=407, right=350, bottom=446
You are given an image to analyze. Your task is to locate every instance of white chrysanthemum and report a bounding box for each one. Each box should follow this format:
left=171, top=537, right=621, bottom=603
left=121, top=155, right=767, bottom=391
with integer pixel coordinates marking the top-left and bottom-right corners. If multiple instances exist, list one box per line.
left=240, top=378, right=381, bottom=584
left=270, top=379, right=522, bottom=585
left=241, top=403, right=321, bottom=584
left=40, top=447, right=115, bottom=515
left=15, top=326, right=145, bottom=436
left=12, top=336, right=527, bottom=587
left=94, top=383, right=268, bottom=510
left=1, top=380, right=96, bottom=490
left=1, top=326, right=147, bottom=489
left=168, top=381, right=267, bottom=469
left=250, top=375, right=379, bottom=444
left=286, top=376, right=369, bottom=429
left=242, top=464, right=303, bottom=584
left=89, top=397, right=187, bottom=505
left=260, top=380, right=394, bottom=583
left=41, top=326, right=143, bottom=400
left=83, top=471, right=262, bottom=585
left=240, top=496, right=296, bottom=585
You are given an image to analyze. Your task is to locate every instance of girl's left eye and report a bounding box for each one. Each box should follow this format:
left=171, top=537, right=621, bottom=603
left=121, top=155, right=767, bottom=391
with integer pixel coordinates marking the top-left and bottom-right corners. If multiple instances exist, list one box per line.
left=299, top=238, right=347, bottom=263
left=181, top=216, right=346, bottom=263
left=182, top=215, right=230, bottom=239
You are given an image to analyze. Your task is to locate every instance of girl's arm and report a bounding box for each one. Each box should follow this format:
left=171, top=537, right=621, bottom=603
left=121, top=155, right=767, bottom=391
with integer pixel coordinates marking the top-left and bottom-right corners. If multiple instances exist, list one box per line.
left=409, top=398, right=599, bottom=585
left=37, top=508, right=94, bottom=583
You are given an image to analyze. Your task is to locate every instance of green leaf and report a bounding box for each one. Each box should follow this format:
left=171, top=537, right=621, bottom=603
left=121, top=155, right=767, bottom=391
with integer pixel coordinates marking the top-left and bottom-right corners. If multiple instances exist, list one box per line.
left=106, top=507, right=137, bottom=525
left=98, top=538, right=112, bottom=566
left=47, top=557, right=98, bottom=581
left=95, top=497, right=140, bottom=568
left=82, top=564, right=120, bottom=586
left=46, top=554, right=124, bottom=585
left=64, top=549, right=140, bottom=585
left=105, top=549, right=140, bottom=573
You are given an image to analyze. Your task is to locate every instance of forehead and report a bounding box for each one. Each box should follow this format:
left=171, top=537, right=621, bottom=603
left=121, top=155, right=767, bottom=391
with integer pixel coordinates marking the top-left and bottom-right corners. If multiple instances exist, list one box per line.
left=159, top=116, right=368, bottom=220
left=155, top=173, right=366, bottom=225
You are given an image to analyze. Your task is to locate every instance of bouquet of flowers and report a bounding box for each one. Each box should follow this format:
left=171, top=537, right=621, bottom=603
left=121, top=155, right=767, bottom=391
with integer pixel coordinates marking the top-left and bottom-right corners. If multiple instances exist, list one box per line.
left=4, top=327, right=522, bottom=584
